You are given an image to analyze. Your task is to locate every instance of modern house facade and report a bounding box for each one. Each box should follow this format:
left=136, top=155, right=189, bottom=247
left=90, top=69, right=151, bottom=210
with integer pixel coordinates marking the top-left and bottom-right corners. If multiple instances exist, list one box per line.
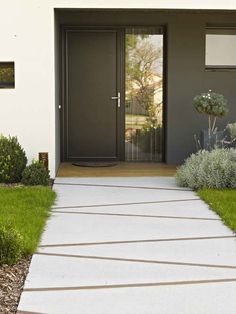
left=1, top=1, right=236, bottom=178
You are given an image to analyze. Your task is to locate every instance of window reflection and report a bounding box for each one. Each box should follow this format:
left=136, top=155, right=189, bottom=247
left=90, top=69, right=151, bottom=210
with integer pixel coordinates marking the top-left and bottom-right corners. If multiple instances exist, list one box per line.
left=125, top=29, right=163, bottom=161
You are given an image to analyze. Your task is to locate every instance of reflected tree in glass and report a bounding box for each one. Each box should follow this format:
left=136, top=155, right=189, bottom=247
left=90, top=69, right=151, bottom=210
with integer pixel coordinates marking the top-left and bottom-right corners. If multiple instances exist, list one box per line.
left=125, top=31, right=163, bottom=161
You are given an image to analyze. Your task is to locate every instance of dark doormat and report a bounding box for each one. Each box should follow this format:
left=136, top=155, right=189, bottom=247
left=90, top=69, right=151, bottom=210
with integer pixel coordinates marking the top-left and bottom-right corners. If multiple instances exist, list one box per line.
left=72, top=162, right=118, bottom=167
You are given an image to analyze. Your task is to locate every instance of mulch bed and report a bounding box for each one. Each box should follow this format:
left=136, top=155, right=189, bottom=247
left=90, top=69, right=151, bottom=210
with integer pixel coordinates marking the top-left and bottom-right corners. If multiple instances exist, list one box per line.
left=0, top=181, right=54, bottom=188
left=0, top=183, right=24, bottom=188
left=0, top=257, right=31, bottom=313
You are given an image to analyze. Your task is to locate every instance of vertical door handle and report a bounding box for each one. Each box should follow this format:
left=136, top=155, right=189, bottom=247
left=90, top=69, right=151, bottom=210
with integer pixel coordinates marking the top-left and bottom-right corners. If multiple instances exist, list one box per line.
left=111, top=92, right=121, bottom=107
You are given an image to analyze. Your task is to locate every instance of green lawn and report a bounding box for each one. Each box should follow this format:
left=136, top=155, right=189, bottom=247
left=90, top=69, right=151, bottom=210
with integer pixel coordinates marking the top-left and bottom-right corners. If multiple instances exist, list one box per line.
left=0, top=187, right=56, bottom=256
left=198, top=189, right=236, bottom=232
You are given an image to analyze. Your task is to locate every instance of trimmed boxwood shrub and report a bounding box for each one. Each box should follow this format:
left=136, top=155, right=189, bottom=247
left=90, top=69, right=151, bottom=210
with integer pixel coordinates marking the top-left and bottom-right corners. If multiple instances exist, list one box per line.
left=0, top=135, right=27, bottom=183
left=176, top=148, right=236, bottom=189
left=0, top=226, right=23, bottom=265
left=22, top=161, right=50, bottom=186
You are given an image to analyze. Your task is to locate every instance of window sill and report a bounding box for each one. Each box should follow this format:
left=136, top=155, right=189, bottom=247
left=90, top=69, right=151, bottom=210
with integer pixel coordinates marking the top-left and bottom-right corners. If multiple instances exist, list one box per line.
left=205, top=66, right=236, bottom=72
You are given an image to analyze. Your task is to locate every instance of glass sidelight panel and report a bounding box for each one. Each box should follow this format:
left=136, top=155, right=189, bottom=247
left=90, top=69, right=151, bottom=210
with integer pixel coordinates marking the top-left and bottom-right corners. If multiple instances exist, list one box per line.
left=125, top=28, right=164, bottom=161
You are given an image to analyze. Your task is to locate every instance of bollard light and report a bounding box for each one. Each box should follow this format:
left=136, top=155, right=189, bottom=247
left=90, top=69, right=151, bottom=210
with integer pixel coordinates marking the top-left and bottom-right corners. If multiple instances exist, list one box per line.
left=39, top=152, right=48, bottom=170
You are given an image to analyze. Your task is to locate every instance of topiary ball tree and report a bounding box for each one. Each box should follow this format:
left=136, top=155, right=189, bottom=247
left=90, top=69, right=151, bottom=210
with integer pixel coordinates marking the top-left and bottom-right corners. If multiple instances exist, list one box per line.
left=0, top=135, right=27, bottom=183
left=193, top=90, right=229, bottom=133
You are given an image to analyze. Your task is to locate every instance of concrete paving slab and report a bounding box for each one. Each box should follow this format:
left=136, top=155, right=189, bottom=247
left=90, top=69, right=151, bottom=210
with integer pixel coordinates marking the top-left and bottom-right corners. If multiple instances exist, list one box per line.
left=18, top=176, right=236, bottom=313
left=52, top=200, right=219, bottom=219
left=53, top=184, right=197, bottom=208
left=18, top=282, right=236, bottom=314
left=54, top=176, right=185, bottom=190
left=39, top=237, right=236, bottom=267
left=40, top=212, right=233, bottom=246
left=23, top=254, right=236, bottom=289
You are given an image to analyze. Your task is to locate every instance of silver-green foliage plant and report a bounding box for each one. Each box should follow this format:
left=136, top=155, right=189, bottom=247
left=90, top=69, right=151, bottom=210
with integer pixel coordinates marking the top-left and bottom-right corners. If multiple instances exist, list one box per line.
left=176, top=149, right=236, bottom=189
left=193, top=90, right=228, bottom=132
left=226, top=122, right=236, bottom=140
left=0, top=135, right=27, bottom=183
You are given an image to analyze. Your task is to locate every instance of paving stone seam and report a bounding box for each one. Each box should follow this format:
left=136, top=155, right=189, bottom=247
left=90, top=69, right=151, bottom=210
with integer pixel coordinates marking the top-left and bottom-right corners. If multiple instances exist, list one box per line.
left=52, top=198, right=200, bottom=209
left=35, top=252, right=236, bottom=270
left=52, top=210, right=220, bottom=221
left=54, top=182, right=191, bottom=192
left=17, top=311, right=45, bottom=314
left=23, top=278, right=236, bottom=292
left=39, top=235, right=236, bottom=248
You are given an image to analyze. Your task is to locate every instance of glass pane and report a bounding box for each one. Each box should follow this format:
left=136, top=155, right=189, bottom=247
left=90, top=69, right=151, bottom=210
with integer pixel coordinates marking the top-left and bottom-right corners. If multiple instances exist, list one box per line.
left=0, top=62, right=15, bottom=88
left=125, top=28, right=163, bottom=161
left=206, top=28, right=236, bottom=67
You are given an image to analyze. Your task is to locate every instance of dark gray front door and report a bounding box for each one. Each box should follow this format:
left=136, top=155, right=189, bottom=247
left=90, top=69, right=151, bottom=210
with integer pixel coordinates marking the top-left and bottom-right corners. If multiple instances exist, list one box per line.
left=64, top=30, right=120, bottom=161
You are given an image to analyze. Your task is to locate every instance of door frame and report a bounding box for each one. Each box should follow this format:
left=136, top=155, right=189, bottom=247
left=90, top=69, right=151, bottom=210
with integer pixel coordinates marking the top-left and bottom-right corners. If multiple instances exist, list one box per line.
left=60, top=25, right=166, bottom=162
left=60, top=26, right=125, bottom=162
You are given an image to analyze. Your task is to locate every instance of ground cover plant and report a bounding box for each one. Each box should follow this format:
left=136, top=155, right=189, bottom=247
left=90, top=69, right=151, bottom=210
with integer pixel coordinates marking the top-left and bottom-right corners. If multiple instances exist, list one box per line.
left=176, top=145, right=236, bottom=234
left=198, top=189, right=236, bottom=232
left=176, top=148, right=236, bottom=189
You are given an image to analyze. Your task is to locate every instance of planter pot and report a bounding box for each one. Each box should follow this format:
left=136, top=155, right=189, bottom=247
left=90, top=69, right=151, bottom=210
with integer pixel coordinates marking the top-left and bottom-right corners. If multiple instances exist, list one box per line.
left=224, top=129, right=236, bottom=148
left=200, top=130, right=224, bottom=150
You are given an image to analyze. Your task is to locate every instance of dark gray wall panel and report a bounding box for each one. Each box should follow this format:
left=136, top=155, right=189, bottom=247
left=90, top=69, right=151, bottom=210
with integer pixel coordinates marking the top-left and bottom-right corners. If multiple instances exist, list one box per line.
left=56, top=10, right=236, bottom=164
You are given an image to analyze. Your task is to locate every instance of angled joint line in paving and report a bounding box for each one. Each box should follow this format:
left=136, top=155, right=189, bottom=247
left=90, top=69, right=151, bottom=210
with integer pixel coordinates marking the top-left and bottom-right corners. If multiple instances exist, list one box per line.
left=52, top=210, right=220, bottom=221
left=54, top=182, right=191, bottom=192
left=23, top=278, right=236, bottom=293
left=35, top=251, right=236, bottom=270
left=39, top=235, right=236, bottom=248
left=52, top=198, right=200, bottom=210
left=17, top=311, right=45, bottom=314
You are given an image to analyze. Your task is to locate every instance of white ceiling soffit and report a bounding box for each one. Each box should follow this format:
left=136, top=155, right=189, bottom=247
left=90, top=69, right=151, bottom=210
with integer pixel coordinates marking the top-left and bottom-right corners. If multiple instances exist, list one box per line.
left=54, top=0, right=236, bottom=10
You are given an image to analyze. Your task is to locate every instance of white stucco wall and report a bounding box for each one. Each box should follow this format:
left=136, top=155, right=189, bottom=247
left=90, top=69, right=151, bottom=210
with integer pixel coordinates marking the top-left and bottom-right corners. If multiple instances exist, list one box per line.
left=0, top=2, right=55, bottom=175
left=0, top=1, right=236, bottom=177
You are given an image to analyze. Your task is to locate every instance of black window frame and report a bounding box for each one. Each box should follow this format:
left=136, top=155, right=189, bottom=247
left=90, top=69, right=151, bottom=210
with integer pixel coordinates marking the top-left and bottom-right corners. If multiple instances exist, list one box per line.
left=0, top=62, right=15, bottom=89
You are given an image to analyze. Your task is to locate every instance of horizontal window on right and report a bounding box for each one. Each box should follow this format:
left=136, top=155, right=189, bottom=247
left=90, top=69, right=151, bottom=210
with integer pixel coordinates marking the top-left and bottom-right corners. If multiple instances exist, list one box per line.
left=205, top=28, right=236, bottom=70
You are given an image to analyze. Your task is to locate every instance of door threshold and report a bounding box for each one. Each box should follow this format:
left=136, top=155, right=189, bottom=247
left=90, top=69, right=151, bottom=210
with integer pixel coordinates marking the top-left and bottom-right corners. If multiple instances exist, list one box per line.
left=57, top=162, right=176, bottom=177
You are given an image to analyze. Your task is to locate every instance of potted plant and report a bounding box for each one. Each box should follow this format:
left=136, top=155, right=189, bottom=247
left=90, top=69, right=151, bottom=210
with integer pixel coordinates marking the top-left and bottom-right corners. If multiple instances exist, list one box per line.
left=225, top=122, right=236, bottom=148
left=193, top=90, right=229, bottom=150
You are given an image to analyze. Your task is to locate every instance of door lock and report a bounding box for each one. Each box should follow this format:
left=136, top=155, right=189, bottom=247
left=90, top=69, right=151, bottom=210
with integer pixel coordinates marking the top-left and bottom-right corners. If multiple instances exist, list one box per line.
left=111, top=92, right=121, bottom=108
